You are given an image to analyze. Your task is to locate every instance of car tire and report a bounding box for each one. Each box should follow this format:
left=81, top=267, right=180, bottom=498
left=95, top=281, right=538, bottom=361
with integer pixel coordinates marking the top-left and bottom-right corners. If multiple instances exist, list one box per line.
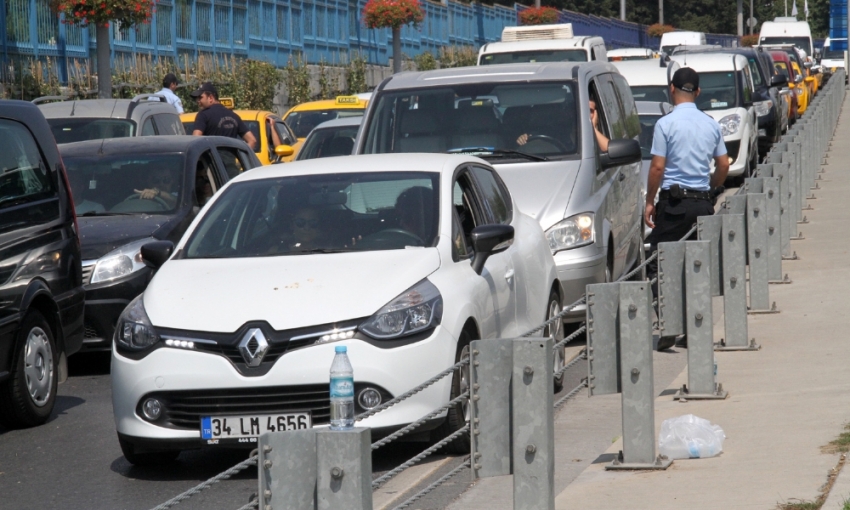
left=546, top=291, right=566, bottom=393
left=434, top=330, right=471, bottom=455
left=118, top=437, right=180, bottom=466
left=0, top=310, right=58, bottom=429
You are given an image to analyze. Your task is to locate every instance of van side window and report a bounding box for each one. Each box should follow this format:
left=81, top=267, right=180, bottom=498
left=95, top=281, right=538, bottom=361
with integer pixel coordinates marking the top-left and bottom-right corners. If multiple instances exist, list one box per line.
left=741, top=66, right=754, bottom=104
left=611, top=74, right=641, bottom=139
left=747, top=58, right=764, bottom=86
left=597, top=74, right=626, bottom=140
left=0, top=119, right=56, bottom=209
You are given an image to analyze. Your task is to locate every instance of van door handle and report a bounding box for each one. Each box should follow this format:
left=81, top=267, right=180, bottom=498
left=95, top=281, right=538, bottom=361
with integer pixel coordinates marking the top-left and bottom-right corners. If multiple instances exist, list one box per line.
left=618, top=172, right=626, bottom=181
left=505, top=269, right=515, bottom=283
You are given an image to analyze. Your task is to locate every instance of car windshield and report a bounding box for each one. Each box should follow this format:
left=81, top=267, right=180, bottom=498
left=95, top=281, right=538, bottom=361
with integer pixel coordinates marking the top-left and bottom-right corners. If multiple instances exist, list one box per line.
left=285, top=109, right=365, bottom=138
left=824, top=47, right=844, bottom=59
left=760, top=37, right=812, bottom=57
left=184, top=171, right=440, bottom=258
left=360, top=81, right=579, bottom=160
left=48, top=118, right=136, bottom=144
left=479, top=50, right=588, bottom=65
left=297, top=124, right=361, bottom=160
left=630, top=85, right=670, bottom=102
left=638, top=114, right=661, bottom=159
left=695, top=72, right=738, bottom=111
left=63, top=154, right=184, bottom=215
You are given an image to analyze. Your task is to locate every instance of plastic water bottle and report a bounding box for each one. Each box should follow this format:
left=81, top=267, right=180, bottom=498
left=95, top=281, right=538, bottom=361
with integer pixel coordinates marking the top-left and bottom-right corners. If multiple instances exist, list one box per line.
left=329, top=346, right=355, bottom=430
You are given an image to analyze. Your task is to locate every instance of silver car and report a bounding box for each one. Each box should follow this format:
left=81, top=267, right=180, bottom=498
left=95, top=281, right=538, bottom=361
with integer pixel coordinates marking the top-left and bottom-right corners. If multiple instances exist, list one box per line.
left=295, top=116, right=362, bottom=160
left=355, top=62, right=644, bottom=324
left=35, top=94, right=184, bottom=144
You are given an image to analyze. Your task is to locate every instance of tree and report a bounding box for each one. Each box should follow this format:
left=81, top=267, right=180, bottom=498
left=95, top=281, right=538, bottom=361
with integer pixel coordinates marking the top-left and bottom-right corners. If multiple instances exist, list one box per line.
left=362, top=0, right=424, bottom=73
left=53, top=0, right=156, bottom=98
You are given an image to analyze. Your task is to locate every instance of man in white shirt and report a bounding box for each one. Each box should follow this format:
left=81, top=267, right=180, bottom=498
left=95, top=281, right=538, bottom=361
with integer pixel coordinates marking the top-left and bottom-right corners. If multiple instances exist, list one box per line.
left=154, top=73, right=184, bottom=114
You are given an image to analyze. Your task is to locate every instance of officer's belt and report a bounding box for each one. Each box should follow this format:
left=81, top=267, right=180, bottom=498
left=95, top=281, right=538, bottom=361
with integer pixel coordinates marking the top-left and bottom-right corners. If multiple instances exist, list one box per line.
left=658, top=189, right=712, bottom=201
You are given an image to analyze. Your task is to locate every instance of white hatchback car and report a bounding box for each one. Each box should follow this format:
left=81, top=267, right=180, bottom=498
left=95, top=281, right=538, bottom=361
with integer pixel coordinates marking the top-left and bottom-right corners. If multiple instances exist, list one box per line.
left=112, top=153, right=562, bottom=464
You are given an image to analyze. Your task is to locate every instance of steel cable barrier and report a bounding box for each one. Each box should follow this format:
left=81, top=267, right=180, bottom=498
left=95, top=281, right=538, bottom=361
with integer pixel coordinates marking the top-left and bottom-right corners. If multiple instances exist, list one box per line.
left=146, top=71, right=845, bottom=510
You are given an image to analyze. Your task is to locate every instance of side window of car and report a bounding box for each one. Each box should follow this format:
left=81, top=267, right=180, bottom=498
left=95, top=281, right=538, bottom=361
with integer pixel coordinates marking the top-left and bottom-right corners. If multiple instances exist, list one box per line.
left=215, top=147, right=246, bottom=179
left=597, top=74, right=626, bottom=140
left=741, top=66, right=754, bottom=104
left=194, top=151, right=220, bottom=207
left=154, top=114, right=183, bottom=135
left=611, top=74, right=641, bottom=139
left=469, top=165, right=512, bottom=225
left=748, top=58, right=764, bottom=87
left=141, top=117, right=157, bottom=136
left=274, top=121, right=296, bottom=146
left=0, top=119, right=59, bottom=230
left=452, top=172, right=482, bottom=261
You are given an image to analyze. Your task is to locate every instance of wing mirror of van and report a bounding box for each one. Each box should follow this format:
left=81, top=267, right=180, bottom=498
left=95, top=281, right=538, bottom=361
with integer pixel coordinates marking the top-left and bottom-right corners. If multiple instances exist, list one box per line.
left=599, top=139, right=641, bottom=169
left=140, top=241, right=175, bottom=269
left=770, top=74, right=788, bottom=87
left=470, top=224, right=514, bottom=275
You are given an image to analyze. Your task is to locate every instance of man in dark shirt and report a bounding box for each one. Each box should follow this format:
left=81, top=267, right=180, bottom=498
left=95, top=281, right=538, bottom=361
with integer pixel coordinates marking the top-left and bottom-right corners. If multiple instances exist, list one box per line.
left=190, top=82, right=257, bottom=149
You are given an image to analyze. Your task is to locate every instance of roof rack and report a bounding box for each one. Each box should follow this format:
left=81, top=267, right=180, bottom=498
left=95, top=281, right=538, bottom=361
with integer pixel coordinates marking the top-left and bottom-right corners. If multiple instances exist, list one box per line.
left=131, top=94, right=166, bottom=103
left=31, top=95, right=73, bottom=105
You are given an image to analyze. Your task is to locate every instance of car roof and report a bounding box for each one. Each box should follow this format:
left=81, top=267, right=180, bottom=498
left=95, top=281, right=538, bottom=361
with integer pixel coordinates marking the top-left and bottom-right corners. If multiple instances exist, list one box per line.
left=231, top=153, right=485, bottom=183
left=380, top=62, right=611, bottom=90
left=636, top=101, right=673, bottom=115
left=612, top=60, right=679, bottom=86
left=36, top=98, right=176, bottom=119
left=288, top=97, right=369, bottom=112
left=313, top=116, right=363, bottom=130
left=180, top=110, right=275, bottom=121
left=479, top=37, right=603, bottom=53
left=670, top=53, right=749, bottom=72
left=56, top=135, right=243, bottom=157
left=608, top=48, right=655, bottom=56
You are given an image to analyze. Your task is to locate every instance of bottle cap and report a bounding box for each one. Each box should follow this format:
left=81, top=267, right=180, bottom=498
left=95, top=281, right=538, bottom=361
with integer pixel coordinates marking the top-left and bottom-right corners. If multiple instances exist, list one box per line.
left=335, top=346, right=347, bottom=353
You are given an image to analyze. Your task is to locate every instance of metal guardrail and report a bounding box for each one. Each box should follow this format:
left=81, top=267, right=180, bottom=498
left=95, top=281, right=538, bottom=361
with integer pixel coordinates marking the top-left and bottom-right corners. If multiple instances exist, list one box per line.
left=144, top=69, right=845, bottom=510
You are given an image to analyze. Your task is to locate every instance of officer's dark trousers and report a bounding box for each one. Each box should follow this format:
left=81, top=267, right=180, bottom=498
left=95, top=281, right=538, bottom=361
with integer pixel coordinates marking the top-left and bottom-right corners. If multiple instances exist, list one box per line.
left=645, top=197, right=716, bottom=295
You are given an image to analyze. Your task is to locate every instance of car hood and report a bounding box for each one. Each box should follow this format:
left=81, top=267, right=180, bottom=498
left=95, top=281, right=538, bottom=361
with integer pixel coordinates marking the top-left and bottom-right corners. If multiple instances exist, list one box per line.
left=144, top=248, right=442, bottom=332
left=79, top=214, right=181, bottom=260
left=494, top=160, right=580, bottom=230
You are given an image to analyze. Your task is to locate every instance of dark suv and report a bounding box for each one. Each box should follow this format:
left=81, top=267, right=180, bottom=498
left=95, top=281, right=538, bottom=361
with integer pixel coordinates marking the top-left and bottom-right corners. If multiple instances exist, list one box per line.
left=0, top=101, right=85, bottom=429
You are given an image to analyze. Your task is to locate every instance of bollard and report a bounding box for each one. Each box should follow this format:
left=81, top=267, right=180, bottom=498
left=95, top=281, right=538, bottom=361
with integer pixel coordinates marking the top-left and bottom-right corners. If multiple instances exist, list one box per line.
left=607, top=282, right=672, bottom=470
left=697, top=215, right=723, bottom=297
left=718, top=214, right=760, bottom=350
left=658, top=242, right=686, bottom=339
left=676, top=241, right=728, bottom=400
left=512, top=338, right=554, bottom=510
left=762, top=176, right=784, bottom=282
left=586, top=284, right=621, bottom=396
left=259, top=429, right=317, bottom=510
left=316, top=428, right=373, bottom=510
left=470, top=339, right=512, bottom=480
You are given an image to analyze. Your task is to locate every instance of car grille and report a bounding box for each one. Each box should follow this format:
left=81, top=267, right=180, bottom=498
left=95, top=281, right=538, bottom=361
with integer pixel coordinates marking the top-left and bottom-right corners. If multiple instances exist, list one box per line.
left=193, top=342, right=288, bottom=365
left=81, top=263, right=95, bottom=285
left=726, top=140, right=741, bottom=161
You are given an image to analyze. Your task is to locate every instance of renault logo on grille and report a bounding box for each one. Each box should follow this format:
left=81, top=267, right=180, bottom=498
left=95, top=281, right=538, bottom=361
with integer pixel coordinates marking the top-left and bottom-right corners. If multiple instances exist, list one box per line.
left=238, top=328, right=269, bottom=367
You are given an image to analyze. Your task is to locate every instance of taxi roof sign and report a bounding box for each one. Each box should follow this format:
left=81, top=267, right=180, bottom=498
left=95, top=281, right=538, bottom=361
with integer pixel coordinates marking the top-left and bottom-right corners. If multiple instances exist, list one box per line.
left=335, top=95, right=361, bottom=105
left=219, top=97, right=235, bottom=109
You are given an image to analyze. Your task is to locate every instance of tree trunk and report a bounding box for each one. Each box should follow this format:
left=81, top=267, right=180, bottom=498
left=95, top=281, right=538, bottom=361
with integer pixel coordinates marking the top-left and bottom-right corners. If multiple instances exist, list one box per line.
left=96, top=24, right=111, bottom=99
left=392, top=26, right=402, bottom=74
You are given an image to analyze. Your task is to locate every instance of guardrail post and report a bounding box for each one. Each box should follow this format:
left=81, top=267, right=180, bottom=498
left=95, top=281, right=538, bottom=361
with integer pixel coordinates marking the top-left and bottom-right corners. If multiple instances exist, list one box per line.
left=725, top=194, right=747, bottom=215
left=676, top=241, right=728, bottom=400
left=770, top=161, right=795, bottom=259
left=316, top=428, right=373, bottom=510
left=745, top=193, right=777, bottom=314
left=470, top=338, right=512, bottom=480
left=780, top=150, right=803, bottom=239
left=587, top=284, right=621, bottom=396
left=512, top=337, right=554, bottom=510
left=259, top=430, right=317, bottom=510
left=717, top=213, right=759, bottom=350
left=762, top=176, right=784, bottom=283
left=658, top=242, right=685, bottom=339
left=607, top=281, right=671, bottom=470
left=697, top=215, right=723, bottom=297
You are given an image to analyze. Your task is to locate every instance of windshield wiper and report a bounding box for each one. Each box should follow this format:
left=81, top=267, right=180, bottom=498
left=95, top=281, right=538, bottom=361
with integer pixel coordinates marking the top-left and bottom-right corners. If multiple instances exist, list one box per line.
left=288, top=248, right=355, bottom=255
left=78, top=211, right=133, bottom=217
left=447, top=147, right=548, bottom=162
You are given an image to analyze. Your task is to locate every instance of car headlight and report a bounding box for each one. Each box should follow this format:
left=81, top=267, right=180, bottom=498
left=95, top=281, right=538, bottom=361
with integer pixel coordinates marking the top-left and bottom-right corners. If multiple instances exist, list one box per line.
left=718, top=114, right=741, bottom=137
left=90, top=237, right=154, bottom=284
left=360, top=280, right=443, bottom=340
left=545, top=213, right=594, bottom=254
left=754, top=100, right=773, bottom=117
left=114, top=294, right=160, bottom=351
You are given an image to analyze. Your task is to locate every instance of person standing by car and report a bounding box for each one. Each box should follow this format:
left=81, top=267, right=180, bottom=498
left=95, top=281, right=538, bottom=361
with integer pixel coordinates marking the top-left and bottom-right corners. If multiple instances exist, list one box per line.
left=645, top=67, right=730, bottom=351
left=190, top=82, right=257, bottom=150
left=154, top=73, right=184, bottom=114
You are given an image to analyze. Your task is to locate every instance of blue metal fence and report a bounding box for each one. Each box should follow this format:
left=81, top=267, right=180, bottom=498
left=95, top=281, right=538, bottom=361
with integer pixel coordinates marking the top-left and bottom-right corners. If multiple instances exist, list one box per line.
left=2, top=0, right=744, bottom=83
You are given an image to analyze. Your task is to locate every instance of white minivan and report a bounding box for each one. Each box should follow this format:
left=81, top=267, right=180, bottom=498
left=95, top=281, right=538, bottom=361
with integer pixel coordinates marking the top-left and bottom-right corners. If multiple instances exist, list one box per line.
left=660, top=31, right=706, bottom=56
left=759, top=18, right=813, bottom=62
left=613, top=59, right=680, bottom=103
left=821, top=37, right=848, bottom=81
left=478, top=24, right=607, bottom=65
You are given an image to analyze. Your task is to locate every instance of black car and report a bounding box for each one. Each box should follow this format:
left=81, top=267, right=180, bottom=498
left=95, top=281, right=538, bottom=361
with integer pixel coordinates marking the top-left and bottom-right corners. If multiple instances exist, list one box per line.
left=0, top=100, right=85, bottom=429
left=59, top=136, right=261, bottom=352
left=672, top=46, right=788, bottom=155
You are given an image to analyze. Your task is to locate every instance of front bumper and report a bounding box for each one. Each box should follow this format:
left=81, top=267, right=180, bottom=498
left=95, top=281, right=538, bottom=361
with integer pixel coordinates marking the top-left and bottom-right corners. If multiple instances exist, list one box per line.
left=112, top=324, right=457, bottom=448
left=81, top=267, right=153, bottom=352
left=553, top=244, right=607, bottom=323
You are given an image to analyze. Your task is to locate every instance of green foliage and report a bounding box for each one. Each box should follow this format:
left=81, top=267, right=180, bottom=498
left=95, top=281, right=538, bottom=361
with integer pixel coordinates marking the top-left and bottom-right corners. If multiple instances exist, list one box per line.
left=242, top=60, right=283, bottom=110
left=318, top=60, right=333, bottom=100
left=413, top=51, right=438, bottom=71
left=346, top=53, right=369, bottom=94
left=284, top=55, right=312, bottom=107
left=439, top=46, right=478, bottom=68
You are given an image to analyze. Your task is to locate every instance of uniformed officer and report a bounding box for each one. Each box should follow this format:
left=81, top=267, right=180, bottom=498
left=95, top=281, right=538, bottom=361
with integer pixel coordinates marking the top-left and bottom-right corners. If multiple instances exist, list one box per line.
left=645, top=67, right=730, bottom=351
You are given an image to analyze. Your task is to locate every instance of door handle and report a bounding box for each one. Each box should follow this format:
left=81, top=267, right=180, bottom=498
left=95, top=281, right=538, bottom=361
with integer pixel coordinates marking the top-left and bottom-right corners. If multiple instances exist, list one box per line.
left=618, top=172, right=626, bottom=181
left=505, top=269, right=515, bottom=282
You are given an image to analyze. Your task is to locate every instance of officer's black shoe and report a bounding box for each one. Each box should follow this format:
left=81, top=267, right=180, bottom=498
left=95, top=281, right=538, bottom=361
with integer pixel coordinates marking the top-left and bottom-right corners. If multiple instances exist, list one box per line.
left=657, top=335, right=677, bottom=351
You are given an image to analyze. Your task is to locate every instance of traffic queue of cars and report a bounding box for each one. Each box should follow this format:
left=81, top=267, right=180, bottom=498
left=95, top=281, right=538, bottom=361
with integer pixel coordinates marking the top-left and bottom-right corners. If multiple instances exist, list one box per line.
left=0, top=19, right=829, bottom=468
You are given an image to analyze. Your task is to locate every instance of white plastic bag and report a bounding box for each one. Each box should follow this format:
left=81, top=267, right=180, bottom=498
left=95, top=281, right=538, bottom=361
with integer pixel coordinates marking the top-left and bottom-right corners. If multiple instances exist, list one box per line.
left=657, top=414, right=726, bottom=459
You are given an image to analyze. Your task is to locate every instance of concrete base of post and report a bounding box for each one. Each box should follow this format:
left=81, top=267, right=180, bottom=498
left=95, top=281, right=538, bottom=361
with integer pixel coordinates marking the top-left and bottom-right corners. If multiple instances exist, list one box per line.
left=674, top=383, right=729, bottom=401
left=606, top=450, right=672, bottom=471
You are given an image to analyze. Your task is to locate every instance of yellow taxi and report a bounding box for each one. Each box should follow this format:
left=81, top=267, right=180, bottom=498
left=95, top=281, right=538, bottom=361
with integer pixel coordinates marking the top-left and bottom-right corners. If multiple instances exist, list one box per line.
left=282, top=94, right=369, bottom=141
left=181, top=103, right=301, bottom=165
left=790, top=61, right=812, bottom=115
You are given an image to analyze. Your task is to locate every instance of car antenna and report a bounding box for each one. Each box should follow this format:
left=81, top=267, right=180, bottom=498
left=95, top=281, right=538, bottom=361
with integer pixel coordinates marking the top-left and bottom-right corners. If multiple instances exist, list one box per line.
left=70, top=97, right=76, bottom=117
left=98, top=138, right=105, bottom=155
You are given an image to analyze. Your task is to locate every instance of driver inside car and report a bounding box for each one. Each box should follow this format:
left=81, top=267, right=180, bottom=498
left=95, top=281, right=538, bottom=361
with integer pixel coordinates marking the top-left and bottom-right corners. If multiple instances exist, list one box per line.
left=394, top=186, right=434, bottom=245
left=134, top=167, right=178, bottom=209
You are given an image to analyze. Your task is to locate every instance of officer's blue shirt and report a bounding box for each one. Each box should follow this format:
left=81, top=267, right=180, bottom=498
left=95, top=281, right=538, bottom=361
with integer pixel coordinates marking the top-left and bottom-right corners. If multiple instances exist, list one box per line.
left=650, top=102, right=727, bottom=192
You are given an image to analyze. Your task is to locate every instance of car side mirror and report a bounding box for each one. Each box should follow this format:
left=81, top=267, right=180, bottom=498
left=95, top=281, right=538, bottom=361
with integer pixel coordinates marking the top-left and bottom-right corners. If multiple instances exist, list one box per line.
left=140, top=240, right=175, bottom=269
left=599, top=139, right=641, bottom=169
left=804, top=61, right=813, bottom=69
left=795, top=74, right=804, bottom=84
left=274, top=145, right=295, bottom=157
left=770, top=74, right=788, bottom=87
left=470, top=224, right=514, bottom=275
